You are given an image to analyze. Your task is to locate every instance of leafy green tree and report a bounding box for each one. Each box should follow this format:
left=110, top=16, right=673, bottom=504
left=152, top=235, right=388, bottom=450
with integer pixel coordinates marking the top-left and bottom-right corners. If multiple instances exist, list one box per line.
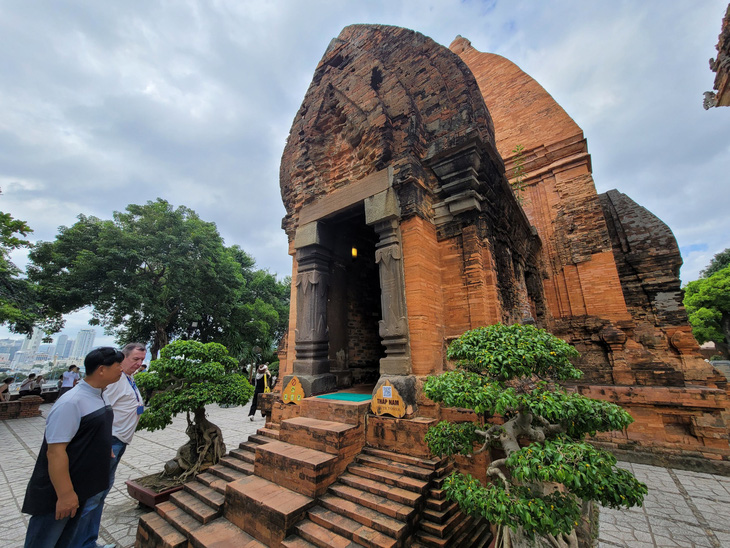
left=28, top=199, right=287, bottom=359
left=700, top=248, right=730, bottom=278
left=135, top=340, right=254, bottom=481
left=684, top=266, right=730, bottom=358
left=0, top=209, right=61, bottom=335
left=424, top=323, right=647, bottom=548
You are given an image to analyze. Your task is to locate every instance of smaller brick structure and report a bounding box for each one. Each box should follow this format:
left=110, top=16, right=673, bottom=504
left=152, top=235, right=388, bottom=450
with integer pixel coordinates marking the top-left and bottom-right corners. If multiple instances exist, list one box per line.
left=0, top=395, right=43, bottom=420
left=705, top=3, right=730, bottom=108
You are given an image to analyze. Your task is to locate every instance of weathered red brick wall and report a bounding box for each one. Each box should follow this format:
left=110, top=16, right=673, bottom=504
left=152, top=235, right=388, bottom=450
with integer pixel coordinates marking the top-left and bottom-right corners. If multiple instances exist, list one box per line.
left=452, top=35, right=730, bottom=459
left=281, top=24, right=496, bottom=239
left=401, top=215, right=446, bottom=377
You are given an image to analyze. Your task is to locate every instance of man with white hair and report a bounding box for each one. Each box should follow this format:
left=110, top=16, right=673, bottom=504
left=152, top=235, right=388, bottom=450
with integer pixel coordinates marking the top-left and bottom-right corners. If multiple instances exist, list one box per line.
left=72, top=342, right=147, bottom=548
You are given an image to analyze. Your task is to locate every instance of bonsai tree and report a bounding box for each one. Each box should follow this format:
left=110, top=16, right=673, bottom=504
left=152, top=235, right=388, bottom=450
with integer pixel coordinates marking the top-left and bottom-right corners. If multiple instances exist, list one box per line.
left=136, top=340, right=254, bottom=481
left=424, top=323, right=647, bottom=548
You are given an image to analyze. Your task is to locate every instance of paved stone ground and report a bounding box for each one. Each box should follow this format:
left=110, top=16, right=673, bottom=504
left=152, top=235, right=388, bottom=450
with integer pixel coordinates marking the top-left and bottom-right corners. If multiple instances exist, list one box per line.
left=2, top=403, right=730, bottom=547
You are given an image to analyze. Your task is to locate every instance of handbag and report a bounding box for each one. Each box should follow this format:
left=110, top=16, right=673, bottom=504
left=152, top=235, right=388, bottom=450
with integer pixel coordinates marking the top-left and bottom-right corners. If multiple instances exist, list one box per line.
left=264, top=374, right=271, bottom=393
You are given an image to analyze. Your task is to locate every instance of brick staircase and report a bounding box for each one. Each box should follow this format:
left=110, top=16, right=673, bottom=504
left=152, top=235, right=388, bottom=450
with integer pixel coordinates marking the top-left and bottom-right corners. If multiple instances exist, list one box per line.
left=135, top=397, right=493, bottom=547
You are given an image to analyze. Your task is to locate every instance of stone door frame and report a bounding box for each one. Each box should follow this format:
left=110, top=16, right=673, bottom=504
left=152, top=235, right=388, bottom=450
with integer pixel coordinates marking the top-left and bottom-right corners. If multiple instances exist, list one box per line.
left=284, top=168, right=412, bottom=396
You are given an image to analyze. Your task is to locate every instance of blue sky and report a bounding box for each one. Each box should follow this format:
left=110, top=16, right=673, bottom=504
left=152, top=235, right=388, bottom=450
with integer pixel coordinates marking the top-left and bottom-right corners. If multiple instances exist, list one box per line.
left=0, top=0, right=728, bottom=345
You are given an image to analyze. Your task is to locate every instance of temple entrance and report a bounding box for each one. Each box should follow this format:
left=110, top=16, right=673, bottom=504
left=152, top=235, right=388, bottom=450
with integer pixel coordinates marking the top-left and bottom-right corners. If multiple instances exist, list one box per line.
left=326, top=206, right=384, bottom=387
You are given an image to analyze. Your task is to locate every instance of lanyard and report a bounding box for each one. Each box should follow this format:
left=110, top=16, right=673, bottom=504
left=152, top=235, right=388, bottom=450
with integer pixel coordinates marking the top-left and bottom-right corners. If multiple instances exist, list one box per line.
left=126, top=374, right=140, bottom=402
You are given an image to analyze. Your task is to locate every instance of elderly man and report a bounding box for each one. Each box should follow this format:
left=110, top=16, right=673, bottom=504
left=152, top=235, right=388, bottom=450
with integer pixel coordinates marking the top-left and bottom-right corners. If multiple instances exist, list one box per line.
left=22, top=347, right=124, bottom=548
left=72, top=342, right=146, bottom=548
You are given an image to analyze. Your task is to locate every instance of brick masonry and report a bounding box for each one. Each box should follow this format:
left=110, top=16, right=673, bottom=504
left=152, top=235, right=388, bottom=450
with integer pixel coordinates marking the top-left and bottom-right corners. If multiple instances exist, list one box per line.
left=451, top=36, right=730, bottom=460
left=0, top=396, right=43, bottom=420
left=276, top=24, right=730, bottom=464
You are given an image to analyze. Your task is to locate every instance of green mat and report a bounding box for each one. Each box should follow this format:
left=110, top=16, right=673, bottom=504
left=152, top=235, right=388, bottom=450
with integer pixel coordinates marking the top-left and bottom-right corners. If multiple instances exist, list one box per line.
left=316, top=393, right=372, bottom=402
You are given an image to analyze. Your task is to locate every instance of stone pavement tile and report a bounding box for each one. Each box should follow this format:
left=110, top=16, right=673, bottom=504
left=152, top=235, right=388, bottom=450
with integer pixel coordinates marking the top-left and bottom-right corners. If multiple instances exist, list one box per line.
left=628, top=463, right=682, bottom=494
left=598, top=506, right=655, bottom=547
left=687, top=495, right=730, bottom=533
left=714, top=530, right=730, bottom=546
left=674, top=471, right=730, bottom=503
left=641, top=490, right=698, bottom=524
left=646, top=514, right=715, bottom=547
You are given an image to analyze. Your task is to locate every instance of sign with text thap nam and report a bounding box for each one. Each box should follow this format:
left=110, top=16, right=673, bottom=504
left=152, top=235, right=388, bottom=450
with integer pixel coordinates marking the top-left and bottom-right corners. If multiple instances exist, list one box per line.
left=282, top=376, right=305, bottom=405
left=371, top=380, right=406, bottom=418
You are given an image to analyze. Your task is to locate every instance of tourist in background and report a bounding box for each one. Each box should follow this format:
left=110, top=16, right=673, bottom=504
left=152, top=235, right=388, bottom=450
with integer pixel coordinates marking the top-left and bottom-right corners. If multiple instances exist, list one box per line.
left=248, top=363, right=271, bottom=421
left=22, top=347, right=124, bottom=548
left=19, top=374, right=38, bottom=397
left=58, top=365, right=80, bottom=397
left=0, top=377, right=13, bottom=401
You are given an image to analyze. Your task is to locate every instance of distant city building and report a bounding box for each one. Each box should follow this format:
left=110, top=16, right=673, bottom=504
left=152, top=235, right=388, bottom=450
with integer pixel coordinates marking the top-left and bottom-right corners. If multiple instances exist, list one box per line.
left=10, top=350, right=29, bottom=369
left=20, top=328, right=44, bottom=358
left=70, top=329, right=96, bottom=359
left=63, top=339, right=74, bottom=358
left=55, top=334, right=69, bottom=358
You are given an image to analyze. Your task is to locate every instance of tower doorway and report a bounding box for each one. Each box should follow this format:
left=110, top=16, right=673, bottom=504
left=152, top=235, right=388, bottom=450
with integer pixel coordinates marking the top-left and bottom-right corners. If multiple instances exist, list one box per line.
left=326, top=206, right=384, bottom=387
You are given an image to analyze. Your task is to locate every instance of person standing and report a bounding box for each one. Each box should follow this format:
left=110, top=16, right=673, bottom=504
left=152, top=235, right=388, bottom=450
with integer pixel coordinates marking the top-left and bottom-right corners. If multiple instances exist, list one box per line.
left=22, top=347, right=124, bottom=548
left=72, top=342, right=146, bottom=548
left=248, top=363, right=271, bottom=421
left=0, top=377, right=14, bottom=401
left=58, top=365, right=80, bottom=397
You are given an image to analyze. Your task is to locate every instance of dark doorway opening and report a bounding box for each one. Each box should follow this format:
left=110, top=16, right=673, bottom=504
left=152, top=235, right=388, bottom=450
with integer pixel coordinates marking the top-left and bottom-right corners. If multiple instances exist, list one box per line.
left=324, top=205, right=384, bottom=387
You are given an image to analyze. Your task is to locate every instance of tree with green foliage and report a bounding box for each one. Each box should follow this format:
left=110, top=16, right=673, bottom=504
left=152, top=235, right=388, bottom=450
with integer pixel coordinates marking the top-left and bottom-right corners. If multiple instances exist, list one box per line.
left=0, top=208, right=61, bottom=336
left=684, top=265, right=730, bottom=359
left=135, top=340, right=254, bottom=481
left=700, top=248, right=730, bottom=278
left=28, top=199, right=288, bottom=360
left=424, top=323, right=647, bottom=548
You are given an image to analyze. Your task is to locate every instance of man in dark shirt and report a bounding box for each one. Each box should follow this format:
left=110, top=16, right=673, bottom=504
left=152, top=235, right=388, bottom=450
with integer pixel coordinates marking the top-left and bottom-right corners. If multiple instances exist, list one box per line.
left=22, top=347, right=124, bottom=548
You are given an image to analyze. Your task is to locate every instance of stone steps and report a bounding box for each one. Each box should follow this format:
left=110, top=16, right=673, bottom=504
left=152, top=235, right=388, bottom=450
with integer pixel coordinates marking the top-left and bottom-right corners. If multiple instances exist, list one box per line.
left=353, top=453, right=436, bottom=481
left=135, top=396, right=493, bottom=548
left=282, top=446, right=447, bottom=547
left=307, top=505, right=399, bottom=548
left=361, top=447, right=444, bottom=470
left=184, top=480, right=225, bottom=510
left=188, top=519, right=267, bottom=548
left=347, top=463, right=430, bottom=494
left=292, top=518, right=358, bottom=548
left=156, top=501, right=204, bottom=538
left=327, top=483, right=416, bottom=522
left=218, top=454, right=255, bottom=475
left=318, top=493, right=407, bottom=539
left=137, top=512, right=187, bottom=548
left=168, top=490, right=221, bottom=524
left=339, top=472, right=423, bottom=507
left=229, top=446, right=255, bottom=464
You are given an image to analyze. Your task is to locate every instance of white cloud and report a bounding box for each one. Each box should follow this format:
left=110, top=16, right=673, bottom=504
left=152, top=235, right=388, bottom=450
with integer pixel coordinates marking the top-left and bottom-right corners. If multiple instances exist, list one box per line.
left=0, top=0, right=728, bottom=341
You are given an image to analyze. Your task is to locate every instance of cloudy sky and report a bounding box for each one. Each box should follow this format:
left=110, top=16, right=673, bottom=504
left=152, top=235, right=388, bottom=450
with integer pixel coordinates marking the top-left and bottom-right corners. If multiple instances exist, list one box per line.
left=1, top=0, right=728, bottom=345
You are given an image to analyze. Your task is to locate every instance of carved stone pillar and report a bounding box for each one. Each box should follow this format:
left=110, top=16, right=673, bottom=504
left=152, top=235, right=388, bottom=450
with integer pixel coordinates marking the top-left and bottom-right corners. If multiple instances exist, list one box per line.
left=285, top=222, right=336, bottom=396
left=366, top=189, right=411, bottom=375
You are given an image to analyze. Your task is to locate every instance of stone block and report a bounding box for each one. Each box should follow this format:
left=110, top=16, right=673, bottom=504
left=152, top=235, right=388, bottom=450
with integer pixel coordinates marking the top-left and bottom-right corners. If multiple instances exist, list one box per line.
left=254, top=440, right=339, bottom=497
left=279, top=416, right=364, bottom=456
left=224, top=475, right=314, bottom=546
left=366, top=415, right=436, bottom=458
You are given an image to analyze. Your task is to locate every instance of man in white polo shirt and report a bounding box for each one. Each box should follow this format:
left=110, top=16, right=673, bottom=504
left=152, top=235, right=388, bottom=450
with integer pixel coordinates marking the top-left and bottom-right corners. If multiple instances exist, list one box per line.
left=72, top=342, right=146, bottom=548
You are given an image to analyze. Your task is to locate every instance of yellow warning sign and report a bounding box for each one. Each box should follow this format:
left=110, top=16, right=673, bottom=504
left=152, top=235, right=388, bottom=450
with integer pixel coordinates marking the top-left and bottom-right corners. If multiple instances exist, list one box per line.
left=371, top=380, right=406, bottom=418
left=282, top=376, right=305, bottom=405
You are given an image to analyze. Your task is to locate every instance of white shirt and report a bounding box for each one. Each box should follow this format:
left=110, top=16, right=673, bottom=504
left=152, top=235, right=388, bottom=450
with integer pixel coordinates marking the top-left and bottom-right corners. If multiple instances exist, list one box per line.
left=103, top=373, right=142, bottom=444
left=61, top=370, right=79, bottom=388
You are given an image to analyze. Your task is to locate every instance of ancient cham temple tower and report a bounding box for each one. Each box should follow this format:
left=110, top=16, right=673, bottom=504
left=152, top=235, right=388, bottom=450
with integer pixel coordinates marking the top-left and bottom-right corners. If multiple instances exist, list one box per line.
left=138, top=23, right=730, bottom=548
left=279, top=24, right=730, bottom=462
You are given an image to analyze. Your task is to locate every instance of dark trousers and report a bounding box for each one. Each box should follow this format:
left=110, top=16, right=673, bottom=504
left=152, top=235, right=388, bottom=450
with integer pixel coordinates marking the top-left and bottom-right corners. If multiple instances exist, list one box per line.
left=248, top=390, right=263, bottom=417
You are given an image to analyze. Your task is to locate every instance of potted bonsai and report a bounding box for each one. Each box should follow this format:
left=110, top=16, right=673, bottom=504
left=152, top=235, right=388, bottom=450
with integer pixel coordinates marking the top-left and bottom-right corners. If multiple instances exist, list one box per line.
left=127, top=340, right=254, bottom=506
left=424, top=323, right=647, bottom=548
